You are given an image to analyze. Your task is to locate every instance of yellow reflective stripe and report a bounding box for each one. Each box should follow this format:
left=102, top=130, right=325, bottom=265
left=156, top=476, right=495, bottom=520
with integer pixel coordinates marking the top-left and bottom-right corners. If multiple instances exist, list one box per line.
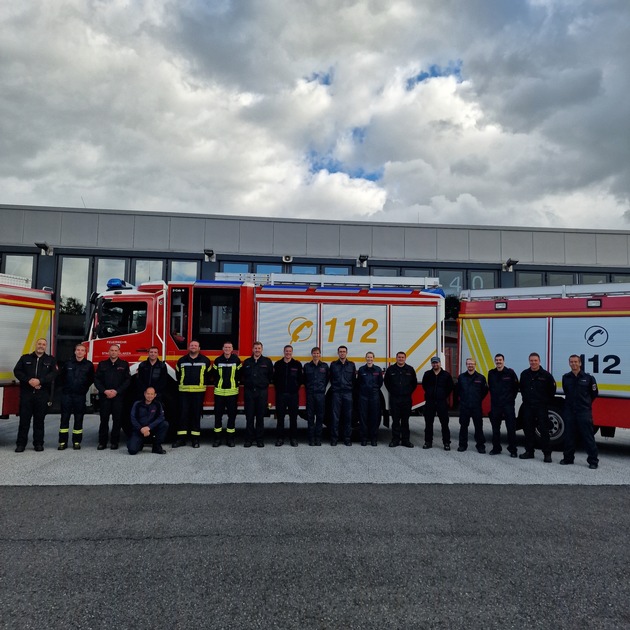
left=226, top=428, right=236, bottom=434
left=59, top=428, right=69, bottom=433
left=72, top=429, right=83, bottom=434
left=178, top=385, right=207, bottom=392
left=213, top=428, right=223, bottom=433
left=190, top=431, right=201, bottom=436
left=177, top=430, right=188, bottom=436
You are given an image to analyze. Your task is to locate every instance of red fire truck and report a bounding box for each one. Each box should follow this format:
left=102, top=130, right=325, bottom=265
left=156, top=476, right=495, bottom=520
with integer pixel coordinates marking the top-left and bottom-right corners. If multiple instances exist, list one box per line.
left=459, top=283, right=630, bottom=446
left=0, top=274, right=55, bottom=417
left=85, top=273, right=445, bottom=413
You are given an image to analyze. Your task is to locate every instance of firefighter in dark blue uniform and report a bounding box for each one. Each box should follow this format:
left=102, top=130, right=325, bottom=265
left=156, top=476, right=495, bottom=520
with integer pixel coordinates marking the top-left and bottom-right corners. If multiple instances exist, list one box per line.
left=13, top=337, right=58, bottom=452
left=560, top=354, right=599, bottom=469
left=421, top=356, right=453, bottom=450
left=128, top=386, right=169, bottom=455
left=136, top=346, right=169, bottom=399
left=385, top=351, right=418, bottom=448
left=273, top=345, right=303, bottom=446
left=94, top=343, right=131, bottom=450
left=487, top=353, right=520, bottom=457
left=357, top=351, right=383, bottom=446
left=58, top=343, right=94, bottom=450
left=329, top=345, right=356, bottom=446
left=242, top=341, right=274, bottom=448
left=303, top=347, right=329, bottom=446
left=456, top=358, right=489, bottom=453
left=519, top=352, right=556, bottom=463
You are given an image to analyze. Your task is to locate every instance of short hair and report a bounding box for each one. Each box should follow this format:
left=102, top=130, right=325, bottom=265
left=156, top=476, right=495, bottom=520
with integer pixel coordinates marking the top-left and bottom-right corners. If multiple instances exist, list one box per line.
left=253, top=341, right=263, bottom=348
left=311, top=347, right=321, bottom=354
left=148, top=345, right=159, bottom=352
left=529, top=352, right=540, bottom=359
left=284, top=345, right=293, bottom=351
left=365, top=351, right=375, bottom=358
left=465, top=357, right=476, bottom=364
left=223, top=341, right=233, bottom=347
left=145, top=386, right=156, bottom=394
left=396, top=351, right=406, bottom=358
left=337, top=345, right=348, bottom=352
left=569, top=354, right=581, bottom=361
left=494, top=353, right=504, bottom=360
left=75, top=343, right=86, bottom=350
left=109, top=343, right=120, bottom=350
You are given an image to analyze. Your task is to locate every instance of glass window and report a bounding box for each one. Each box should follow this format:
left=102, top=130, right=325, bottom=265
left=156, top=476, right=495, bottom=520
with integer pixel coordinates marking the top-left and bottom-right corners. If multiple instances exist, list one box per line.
left=96, top=258, right=127, bottom=292
left=372, top=267, right=400, bottom=277
left=134, top=260, right=164, bottom=285
left=581, top=273, right=608, bottom=284
left=192, top=288, right=240, bottom=351
left=402, top=268, right=431, bottom=277
left=547, top=272, right=574, bottom=286
left=291, top=265, right=318, bottom=275
left=468, top=270, right=496, bottom=290
left=169, top=287, right=189, bottom=350
left=517, top=272, right=543, bottom=288
left=3, top=255, right=34, bottom=285
left=97, top=300, right=147, bottom=338
left=255, top=263, right=283, bottom=274
left=612, top=274, right=630, bottom=283
left=170, top=260, right=199, bottom=282
left=58, top=257, right=90, bottom=337
left=438, top=270, right=463, bottom=296
left=323, top=266, right=350, bottom=276
left=222, top=262, right=249, bottom=274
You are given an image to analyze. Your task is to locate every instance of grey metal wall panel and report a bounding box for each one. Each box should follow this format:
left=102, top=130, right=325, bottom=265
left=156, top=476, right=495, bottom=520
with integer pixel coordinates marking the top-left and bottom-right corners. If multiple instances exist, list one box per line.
left=501, top=231, right=533, bottom=263
left=437, top=228, right=469, bottom=261
left=404, top=227, right=437, bottom=260
left=23, top=210, right=62, bottom=247
left=60, top=212, right=98, bottom=247
left=564, top=233, right=596, bottom=265
left=372, top=226, right=405, bottom=259
left=596, top=234, right=629, bottom=265
left=533, top=232, right=565, bottom=264
left=133, top=215, right=170, bottom=251
left=0, top=209, right=24, bottom=245
left=306, top=224, right=340, bottom=256
left=205, top=219, right=240, bottom=254
left=96, top=214, right=135, bottom=250
left=239, top=221, right=274, bottom=254
left=169, top=217, right=206, bottom=252
left=340, top=224, right=373, bottom=257
left=469, top=230, right=501, bottom=262
left=273, top=223, right=307, bottom=256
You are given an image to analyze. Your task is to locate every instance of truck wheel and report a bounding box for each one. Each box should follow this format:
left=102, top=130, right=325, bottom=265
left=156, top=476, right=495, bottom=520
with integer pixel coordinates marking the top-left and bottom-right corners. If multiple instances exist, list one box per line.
left=536, top=404, right=565, bottom=449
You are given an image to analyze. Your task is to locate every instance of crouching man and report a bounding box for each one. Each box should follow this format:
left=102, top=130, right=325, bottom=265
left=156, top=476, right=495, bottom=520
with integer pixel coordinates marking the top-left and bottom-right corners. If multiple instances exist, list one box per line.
left=128, top=387, right=169, bottom=455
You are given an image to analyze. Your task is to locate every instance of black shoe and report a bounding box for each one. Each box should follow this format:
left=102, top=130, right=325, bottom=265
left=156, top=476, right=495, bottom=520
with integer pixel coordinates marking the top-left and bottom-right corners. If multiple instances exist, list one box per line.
left=519, top=452, right=534, bottom=459
left=371, top=440, right=378, bottom=447
left=172, top=439, right=186, bottom=448
left=402, top=441, right=414, bottom=448
left=275, top=439, right=284, bottom=447
left=543, top=454, right=552, bottom=463
left=97, top=443, right=107, bottom=450
left=110, top=443, right=118, bottom=450
left=330, top=440, right=338, bottom=446
left=256, top=441, right=264, bottom=448
left=422, top=443, right=432, bottom=449
left=457, top=446, right=467, bottom=452
left=389, top=440, right=399, bottom=448
left=509, top=451, right=518, bottom=458
left=290, top=439, right=298, bottom=447
left=34, top=445, right=44, bottom=452
left=476, top=446, right=486, bottom=454
left=560, top=459, right=574, bottom=465
left=73, top=443, right=81, bottom=450
left=588, top=463, right=598, bottom=470
left=315, top=439, right=322, bottom=446
left=191, top=440, right=200, bottom=448
left=15, top=445, right=25, bottom=453
left=244, top=441, right=252, bottom=448
left=212, top=438, right=221, bottom=447
left=308, top=439, right=315, bottom=446
left=444, top=444, right=451, bottom=451
left=227, top=437, right=235, bottom=447
left=58, top=443, right=67, bottom=451
left=361, top=440, right=368, bottom=446
left=344, top=440, right=352, bottom=447
left=489, top=449, right=501, bottom=455
left=152, top=447, right=167, bottom=455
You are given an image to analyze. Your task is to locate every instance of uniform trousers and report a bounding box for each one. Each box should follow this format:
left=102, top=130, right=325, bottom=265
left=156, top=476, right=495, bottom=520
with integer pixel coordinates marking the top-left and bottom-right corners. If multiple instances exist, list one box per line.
left=17, top=390, right=49, bottom=448
left=98, top=396, right=125, bottom=446
left=59, top=393, right=87, bottom=445
left=244, top=388, right=268, bottom=442
left=423, top=400, right=451, bottom=446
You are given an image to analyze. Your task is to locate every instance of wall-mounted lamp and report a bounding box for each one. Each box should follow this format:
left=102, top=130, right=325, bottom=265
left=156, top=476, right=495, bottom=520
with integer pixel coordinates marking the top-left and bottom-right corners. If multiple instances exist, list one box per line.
left=357, top=254, right=369, bottom=268
left=502, top=258, right=518, bottom=272
left=203, top=248, right=216, bottom=263
left=34, top=241, right=53, bottom=256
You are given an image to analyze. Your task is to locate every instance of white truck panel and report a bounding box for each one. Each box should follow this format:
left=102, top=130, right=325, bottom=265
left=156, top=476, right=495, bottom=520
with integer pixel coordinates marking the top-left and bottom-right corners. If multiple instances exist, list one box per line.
left=390, top=305, right=440, bottom=373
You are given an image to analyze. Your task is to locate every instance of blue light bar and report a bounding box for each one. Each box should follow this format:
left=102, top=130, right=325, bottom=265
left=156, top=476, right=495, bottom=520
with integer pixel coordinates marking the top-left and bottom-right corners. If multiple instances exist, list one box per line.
left=106, top=278, right=127, bottom=290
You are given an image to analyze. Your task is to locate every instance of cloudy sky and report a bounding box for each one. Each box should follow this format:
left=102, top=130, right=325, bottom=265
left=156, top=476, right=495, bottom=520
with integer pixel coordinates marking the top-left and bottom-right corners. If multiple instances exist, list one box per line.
left=1, top=0, right=628, bottom=229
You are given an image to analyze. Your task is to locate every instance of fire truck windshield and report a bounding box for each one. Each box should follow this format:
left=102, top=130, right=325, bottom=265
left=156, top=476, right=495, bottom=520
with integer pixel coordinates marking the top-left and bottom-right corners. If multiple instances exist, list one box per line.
left=97, top=299, right=148, bottom=338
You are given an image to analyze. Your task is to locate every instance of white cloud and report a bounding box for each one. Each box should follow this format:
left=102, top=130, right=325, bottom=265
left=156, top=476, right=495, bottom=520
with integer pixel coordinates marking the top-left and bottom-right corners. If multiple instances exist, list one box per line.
left=0, top=0, right=628, bottom=229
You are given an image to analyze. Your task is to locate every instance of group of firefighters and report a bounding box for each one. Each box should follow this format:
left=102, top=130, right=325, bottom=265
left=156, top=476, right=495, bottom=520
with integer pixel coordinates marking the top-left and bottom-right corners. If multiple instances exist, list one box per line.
left=12, top=337, right=599, bottom=468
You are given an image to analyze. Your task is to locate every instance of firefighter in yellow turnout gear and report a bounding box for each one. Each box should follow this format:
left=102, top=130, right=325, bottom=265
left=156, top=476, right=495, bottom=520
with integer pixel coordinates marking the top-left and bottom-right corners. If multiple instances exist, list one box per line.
left=172, top=341, right=211, bottom=448
left=212, top=342, right=241, bottom=447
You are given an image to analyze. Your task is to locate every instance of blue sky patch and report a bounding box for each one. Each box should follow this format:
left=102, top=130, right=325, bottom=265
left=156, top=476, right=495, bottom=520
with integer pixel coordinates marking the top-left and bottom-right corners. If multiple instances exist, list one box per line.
left=307, top=150, right=383, bottom=182
left=306, top=69, right=333, bottom=85
left=406, top=60, right=463, bottom=90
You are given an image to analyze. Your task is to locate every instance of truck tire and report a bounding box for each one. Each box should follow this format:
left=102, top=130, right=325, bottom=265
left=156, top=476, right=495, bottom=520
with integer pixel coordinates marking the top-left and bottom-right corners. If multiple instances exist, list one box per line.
left=535, top=402, right=565, bottom=449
